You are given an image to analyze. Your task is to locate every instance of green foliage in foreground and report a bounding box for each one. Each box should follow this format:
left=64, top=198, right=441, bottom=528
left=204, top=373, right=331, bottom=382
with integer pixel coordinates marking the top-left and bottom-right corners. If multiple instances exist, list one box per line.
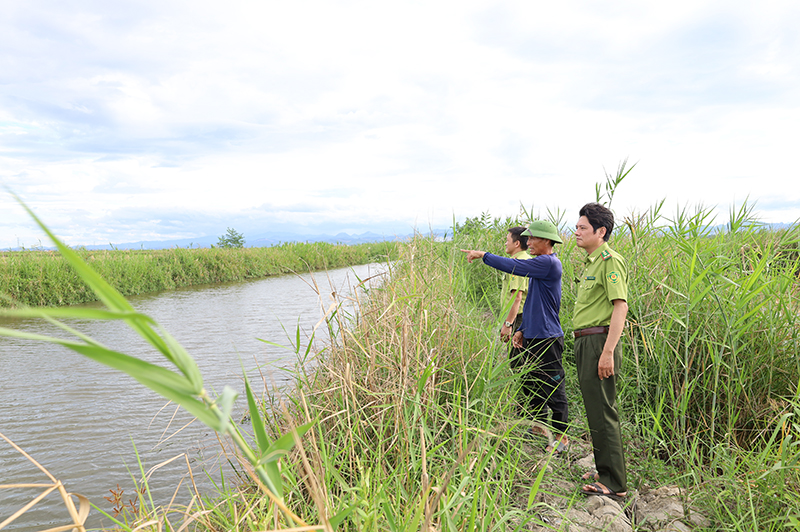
left=0, top=198, right=354, bottom=530
left=0, top=239, right=399, bottom=308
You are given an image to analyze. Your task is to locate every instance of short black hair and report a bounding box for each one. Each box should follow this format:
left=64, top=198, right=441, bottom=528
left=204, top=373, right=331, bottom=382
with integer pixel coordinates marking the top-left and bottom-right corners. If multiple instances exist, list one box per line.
left=508, top=226, right=529, bottom=250
left=579, top=203, right=614, bottom=242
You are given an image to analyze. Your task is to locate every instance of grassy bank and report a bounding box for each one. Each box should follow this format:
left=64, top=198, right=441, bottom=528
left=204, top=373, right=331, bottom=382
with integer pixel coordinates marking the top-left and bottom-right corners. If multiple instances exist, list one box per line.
left=0, top=241, right=399, bottom=308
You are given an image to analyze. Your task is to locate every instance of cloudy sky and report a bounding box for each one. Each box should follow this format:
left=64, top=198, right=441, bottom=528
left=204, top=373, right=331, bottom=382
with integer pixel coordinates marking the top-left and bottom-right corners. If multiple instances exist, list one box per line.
left=1, top=0, right=798, bottom=249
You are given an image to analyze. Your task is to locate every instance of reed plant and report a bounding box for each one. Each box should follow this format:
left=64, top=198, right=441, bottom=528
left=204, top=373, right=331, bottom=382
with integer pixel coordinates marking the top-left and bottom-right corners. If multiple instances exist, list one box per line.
left=0, top=241, right=399, bottom=308
left=271, top=234, right=548, bottom=530
left=0, top=199, right=349, bottom=530
left=448, top=201, right=800, bottom=529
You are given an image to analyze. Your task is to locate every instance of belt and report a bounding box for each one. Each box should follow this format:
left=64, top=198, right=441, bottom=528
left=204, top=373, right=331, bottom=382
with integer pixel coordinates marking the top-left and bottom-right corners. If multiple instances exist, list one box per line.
left=573, top=326, right=609, bottom=338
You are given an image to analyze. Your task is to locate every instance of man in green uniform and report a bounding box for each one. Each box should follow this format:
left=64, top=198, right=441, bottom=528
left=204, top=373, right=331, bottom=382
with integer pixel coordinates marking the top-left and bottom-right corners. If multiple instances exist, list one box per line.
left=500, top=226, right=531, bottom=345
left=573, top=202, right=629, bottom=501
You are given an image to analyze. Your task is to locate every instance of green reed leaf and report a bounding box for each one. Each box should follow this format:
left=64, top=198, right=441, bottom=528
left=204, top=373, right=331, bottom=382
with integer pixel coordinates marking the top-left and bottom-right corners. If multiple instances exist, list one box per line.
left=328, top=502, right=357, bottom=529
left=263, top=462, right=284, bottom=499
left=245, top=376, right=270, bottom=454
left=0, top=327, right=197, bottom=394
left=12, top=193, right=133, bottom=314
left=255, top=337, right=288, bottom=349
left=160, top=326, right=204, bottom=390
left=257, top=421, right=314, bottom=466
left=215, top=386, right=238, bottom=434
left=66, top=344, right=201, bottom=396
left=13, top=194, right=165, bottom=352
left=43, top=315, right=109, bottom=348
left=139, top=379, right=224, bottom=431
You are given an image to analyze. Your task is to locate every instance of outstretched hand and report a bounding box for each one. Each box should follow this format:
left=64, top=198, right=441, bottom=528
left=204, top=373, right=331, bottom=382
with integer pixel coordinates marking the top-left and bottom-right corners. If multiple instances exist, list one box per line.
left=460, top=249, right=486, bottom=263
left=512, top=331, right=524, bottom=348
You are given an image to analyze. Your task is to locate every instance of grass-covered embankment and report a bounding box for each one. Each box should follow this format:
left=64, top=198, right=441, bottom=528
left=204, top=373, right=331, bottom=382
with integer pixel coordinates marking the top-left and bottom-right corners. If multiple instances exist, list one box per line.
left=220, top=203, right=800, bottom=530
left=0, top=241, right=399, bottom=308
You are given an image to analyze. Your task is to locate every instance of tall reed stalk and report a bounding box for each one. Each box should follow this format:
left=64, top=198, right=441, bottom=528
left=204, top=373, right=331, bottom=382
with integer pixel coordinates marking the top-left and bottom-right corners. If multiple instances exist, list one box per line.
left=252, top=234, right=555, bottom=530
left=449, top=201, right=800, bottom=529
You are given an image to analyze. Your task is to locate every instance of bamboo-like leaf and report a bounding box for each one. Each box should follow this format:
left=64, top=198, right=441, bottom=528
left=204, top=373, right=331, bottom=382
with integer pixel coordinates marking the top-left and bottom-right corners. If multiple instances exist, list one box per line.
left=12, top=194, right=134, bottom=314
left=138, top=379, right=224, bottom=431
left=244, top=376, right=270, bottom=454
left=253, top=422, right=315, bottom=501
left=528, top=453, right=554, bottom=509
left=12, top=195, right=182, bottom=363
left=688, top=283, right=714, bottom=310
left=43, top=315, right=111, bottom=349
left=215, top=386, right=238, bottom=434
left=160, top=325, right=204, bottom=390
left=416, top=361, right=436, bottom=396
left=0, top=329, right=220, bottom=428
left=261, top=462, right=284, bottom=499
left=328, top=502, right=357, bottom=529
left=656, top=281, right=686, bottom=299
left=0, top=327, right=201, bottom=396
left=67, top=344, right=201, bottom=396
left=257, top=421, right=314, bottom=466
left=381, top=500, right=398, bottom=532
left=255, top=337, right=289, bottom=349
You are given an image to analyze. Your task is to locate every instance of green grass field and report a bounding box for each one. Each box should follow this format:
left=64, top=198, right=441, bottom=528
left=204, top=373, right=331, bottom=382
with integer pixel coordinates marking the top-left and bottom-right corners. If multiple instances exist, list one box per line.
left=0, top=240, right=399, bottom=307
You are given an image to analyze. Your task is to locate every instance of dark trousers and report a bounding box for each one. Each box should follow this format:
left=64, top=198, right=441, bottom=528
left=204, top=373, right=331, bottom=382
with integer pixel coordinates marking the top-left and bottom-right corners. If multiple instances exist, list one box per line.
left=575, top=333, right=627, bottom=493
left=510, top=335, right=569, bottom=435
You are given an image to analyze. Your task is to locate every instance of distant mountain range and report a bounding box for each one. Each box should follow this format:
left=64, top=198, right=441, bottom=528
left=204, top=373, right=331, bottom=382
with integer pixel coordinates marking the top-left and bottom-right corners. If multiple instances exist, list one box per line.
left=5, top=229, right=449, bottom=251
left=88, top=231, right=420, bottom=250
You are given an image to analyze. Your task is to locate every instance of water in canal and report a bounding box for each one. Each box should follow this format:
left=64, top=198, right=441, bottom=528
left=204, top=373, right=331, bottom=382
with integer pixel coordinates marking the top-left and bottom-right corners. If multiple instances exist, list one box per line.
left=0, top=262, right=388, bottom=530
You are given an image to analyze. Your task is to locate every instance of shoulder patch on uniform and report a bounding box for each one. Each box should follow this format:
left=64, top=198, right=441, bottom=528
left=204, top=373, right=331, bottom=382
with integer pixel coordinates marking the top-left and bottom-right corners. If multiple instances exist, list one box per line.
left=607, top=271, right=620, bottom=284
left=601, top=250, right=611, bottom=261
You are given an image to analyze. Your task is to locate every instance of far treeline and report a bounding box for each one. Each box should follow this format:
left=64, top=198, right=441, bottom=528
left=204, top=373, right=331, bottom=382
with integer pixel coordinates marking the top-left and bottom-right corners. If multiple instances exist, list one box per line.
left=0, top=240, right=400, bottom=308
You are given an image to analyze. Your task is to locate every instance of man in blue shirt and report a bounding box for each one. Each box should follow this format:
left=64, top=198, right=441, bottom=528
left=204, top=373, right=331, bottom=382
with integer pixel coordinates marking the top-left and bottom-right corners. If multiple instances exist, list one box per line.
left=461, top=220, right=569, bottom=453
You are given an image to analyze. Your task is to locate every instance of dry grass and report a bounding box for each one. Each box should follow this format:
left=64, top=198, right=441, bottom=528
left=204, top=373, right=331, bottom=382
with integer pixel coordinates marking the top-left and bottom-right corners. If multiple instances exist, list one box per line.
left=0, top=431, right=90, bottom=532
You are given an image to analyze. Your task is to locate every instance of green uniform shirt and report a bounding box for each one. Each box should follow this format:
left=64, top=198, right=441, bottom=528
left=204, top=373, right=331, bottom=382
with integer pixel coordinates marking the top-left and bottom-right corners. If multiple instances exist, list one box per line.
left=573, top=242, right=628, bottom=330
left=500, top=249, right=531, bottom=316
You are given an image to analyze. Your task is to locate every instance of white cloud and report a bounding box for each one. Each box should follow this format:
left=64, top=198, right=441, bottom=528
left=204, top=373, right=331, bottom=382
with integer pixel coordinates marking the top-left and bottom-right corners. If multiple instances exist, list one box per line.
left=1, top=0, right=799, bottom=249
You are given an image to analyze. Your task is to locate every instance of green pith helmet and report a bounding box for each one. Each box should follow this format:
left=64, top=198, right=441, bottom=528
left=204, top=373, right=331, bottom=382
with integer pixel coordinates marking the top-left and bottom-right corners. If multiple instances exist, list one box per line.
left=521, top=220, right=563, bottom=244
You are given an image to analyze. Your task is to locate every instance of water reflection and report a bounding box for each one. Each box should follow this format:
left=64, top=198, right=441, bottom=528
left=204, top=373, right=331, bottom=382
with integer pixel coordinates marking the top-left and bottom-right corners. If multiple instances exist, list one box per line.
left=0, top=262, right=387, bottom=530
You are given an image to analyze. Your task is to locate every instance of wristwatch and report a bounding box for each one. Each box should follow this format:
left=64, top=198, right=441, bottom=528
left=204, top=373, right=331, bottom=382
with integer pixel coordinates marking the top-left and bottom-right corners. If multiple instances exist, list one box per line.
left=504, top=321, right=513, bottom=328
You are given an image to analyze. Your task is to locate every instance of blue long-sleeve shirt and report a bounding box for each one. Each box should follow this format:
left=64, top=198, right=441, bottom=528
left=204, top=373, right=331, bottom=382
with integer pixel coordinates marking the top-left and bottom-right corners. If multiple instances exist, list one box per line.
left=482, top=252, right=563, bottom=339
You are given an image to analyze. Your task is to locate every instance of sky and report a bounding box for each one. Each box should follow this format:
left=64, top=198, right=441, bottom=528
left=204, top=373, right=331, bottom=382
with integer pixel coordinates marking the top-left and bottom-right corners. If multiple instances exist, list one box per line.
left=1, top=0, right=799, bottom=249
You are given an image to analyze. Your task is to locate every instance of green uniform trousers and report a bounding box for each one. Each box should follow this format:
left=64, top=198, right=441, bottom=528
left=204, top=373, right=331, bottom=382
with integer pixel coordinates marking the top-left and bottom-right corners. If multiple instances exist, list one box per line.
left=575, top=333, right=627, bottom=493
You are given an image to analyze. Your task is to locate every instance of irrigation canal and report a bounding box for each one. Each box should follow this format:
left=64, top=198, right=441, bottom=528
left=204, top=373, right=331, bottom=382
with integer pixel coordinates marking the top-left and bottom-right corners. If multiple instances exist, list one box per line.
left=0, top=262, right=388, bottom=531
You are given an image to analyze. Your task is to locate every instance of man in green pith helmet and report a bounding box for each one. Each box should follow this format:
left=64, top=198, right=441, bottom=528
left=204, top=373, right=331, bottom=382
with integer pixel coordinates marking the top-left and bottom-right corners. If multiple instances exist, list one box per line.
left=573, top=202, right=629, bottom=501
left=461, top=220, right=569, bottom=454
